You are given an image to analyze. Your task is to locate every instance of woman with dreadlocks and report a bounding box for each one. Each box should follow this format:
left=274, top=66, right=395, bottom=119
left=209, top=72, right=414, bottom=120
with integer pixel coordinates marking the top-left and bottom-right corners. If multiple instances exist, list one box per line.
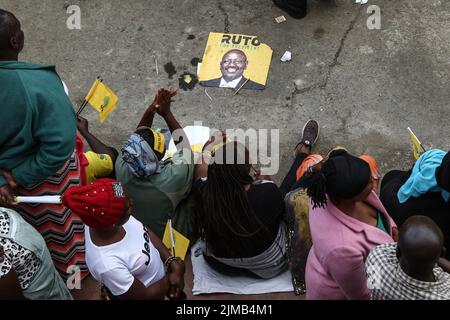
left=193, top=137, right=288, bottom=279
left=303, top=149, right=397, bottom=300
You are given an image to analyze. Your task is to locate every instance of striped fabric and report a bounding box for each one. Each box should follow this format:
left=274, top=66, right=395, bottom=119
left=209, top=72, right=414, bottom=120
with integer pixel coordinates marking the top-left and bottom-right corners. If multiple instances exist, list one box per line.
left=16, top=150, right=88, bottom=281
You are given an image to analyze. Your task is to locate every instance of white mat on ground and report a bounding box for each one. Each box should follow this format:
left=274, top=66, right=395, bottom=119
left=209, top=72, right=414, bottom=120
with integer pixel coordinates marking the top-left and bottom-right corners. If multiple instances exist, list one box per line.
left=191, top=240, right=294, bottom=295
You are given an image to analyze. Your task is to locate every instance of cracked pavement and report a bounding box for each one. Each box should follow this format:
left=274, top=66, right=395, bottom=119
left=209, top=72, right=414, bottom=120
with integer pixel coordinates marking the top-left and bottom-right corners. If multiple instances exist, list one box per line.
left=3, top=0, right=450, bottom=183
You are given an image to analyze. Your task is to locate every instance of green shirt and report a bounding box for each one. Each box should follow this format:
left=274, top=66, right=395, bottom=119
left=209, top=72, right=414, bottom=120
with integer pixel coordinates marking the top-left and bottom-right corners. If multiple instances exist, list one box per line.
left=115, top=148, right=196, bottom=239
left=0, top=61, right=76, bottom=186
left=376, top=212, right=388, bottom=233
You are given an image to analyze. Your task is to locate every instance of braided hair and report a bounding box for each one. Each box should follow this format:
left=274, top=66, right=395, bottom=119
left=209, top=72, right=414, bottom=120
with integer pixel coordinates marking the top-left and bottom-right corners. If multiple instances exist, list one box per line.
left=304, top=149, right=371, bottom=209
left=199, top=142, right=270, bottom=257
left=305, top=170, right=329, bottom=209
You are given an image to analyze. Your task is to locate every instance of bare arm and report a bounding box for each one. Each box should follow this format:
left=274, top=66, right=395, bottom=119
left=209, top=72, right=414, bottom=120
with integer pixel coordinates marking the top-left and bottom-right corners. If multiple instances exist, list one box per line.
left=155, top=88, right=191, bottom=150
left=194, top=158, right=209, bottom=182
left=77, top=117, right=117, bottom=163
left=137, top=93, right=159, bottom=128
left=148, top=228, right=185, bottom=299
left=194, top=130, right=227, bottom=181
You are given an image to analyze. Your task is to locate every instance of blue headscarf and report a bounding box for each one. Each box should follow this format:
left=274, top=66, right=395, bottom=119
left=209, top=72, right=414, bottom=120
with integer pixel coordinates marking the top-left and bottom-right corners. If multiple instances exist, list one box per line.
left=121, top=134, right=161, bottom=178
left=398, top=149, right=450, bottom=203
left=436, top=151, right=450, bottom=191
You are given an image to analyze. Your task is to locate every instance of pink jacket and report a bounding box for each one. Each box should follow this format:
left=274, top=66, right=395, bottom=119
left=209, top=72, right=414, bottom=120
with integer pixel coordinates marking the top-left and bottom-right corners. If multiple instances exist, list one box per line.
left=306, top=191, right=396, bottom=300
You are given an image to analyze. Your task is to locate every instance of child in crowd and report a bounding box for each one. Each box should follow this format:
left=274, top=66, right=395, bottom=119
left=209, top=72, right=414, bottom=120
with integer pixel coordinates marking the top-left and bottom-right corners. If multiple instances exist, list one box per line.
left=63, top=179, right=185, bottom=300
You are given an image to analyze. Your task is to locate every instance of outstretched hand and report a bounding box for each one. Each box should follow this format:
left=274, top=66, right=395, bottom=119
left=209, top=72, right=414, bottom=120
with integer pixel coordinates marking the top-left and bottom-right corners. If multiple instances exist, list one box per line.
left=155, top=88, right=177, bottom=118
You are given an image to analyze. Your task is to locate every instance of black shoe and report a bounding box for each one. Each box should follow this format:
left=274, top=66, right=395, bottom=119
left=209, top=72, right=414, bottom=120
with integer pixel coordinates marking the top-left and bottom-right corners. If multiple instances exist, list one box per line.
left=273, top=0, right=308, bottom=19
left=300, top=119, right=320, bottom=149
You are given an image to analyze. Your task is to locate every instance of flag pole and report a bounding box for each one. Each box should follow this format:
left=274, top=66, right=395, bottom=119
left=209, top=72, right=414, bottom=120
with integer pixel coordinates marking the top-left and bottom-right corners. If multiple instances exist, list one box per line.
left=76, top=100, right=88, bottom=116
left=233, top=78, right=250, bottom=96
left=407, top=127, right=426, bottom=153
left=76, top=77, right=103, bottom=116
left=168, top=213, right=176, bottom=257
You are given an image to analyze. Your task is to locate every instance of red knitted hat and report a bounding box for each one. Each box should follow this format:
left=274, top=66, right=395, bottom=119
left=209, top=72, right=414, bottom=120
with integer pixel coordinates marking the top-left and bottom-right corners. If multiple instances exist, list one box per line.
left=62, top=178, right=128, bottom=229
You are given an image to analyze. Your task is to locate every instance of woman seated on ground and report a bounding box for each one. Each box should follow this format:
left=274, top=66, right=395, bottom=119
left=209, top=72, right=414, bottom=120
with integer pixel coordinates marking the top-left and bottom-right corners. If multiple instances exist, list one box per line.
left=380, top=149, right=450, bottom=259
left=0, top=207, right=72, bottom=300
left=63, top=178, right=185, bottom=300
left=193, top=137, right=288, bottom=279
left=303, top=148, right=397, bottom=300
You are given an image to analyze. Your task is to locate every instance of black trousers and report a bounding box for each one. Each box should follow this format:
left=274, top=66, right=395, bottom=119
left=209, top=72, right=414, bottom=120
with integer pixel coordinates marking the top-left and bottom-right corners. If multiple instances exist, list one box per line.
left=380, top=170, right=450, bottom=259
left=280, top=152, right=309, bottom=197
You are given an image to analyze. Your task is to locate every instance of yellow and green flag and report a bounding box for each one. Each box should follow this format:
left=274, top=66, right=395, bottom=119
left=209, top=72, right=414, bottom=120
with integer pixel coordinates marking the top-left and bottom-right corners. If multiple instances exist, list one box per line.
left=407, top=127, right=425, bottom=160
left=162, top=220, right=190, bottom=261
left=85, top=79, right=118, bottom=123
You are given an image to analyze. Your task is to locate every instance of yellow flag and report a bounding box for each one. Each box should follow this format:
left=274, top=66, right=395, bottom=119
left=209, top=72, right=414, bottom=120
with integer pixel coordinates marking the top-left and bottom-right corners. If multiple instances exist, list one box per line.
left=162, top=220, right=190, bottom=260
left=407, top=127, right=425, bottom=160
left=85, top=79, right=118, bottom=123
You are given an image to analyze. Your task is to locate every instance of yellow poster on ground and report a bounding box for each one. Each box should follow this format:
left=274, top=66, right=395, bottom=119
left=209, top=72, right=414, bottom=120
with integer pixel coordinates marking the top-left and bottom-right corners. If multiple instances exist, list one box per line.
left=407, top=127, right=425, bottom=160
left=162, top=221, right=190, bottom=261
left=199, top=32, right=272, bottom=90
left=85, top=79, right=119, bottom=123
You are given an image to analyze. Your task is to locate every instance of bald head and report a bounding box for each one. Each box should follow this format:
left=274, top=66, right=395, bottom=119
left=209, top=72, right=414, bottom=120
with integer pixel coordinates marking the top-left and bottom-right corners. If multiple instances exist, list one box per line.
left=220, top=49, right=248, bottom=82
left=0, top=9, right=24, bottom=59
left=398, top=216, right=444, bottom=276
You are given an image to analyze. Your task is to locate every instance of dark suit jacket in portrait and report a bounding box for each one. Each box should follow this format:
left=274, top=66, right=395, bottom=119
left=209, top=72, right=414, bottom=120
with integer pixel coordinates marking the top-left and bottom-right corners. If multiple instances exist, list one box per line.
left=200, top=76, right=265, bottom=90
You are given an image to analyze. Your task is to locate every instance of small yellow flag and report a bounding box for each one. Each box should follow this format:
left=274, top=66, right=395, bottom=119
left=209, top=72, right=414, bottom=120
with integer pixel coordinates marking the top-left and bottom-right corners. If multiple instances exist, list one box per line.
left=85, top=79, right=118, bottom=123
left=162, top=220, right=190, bottom=260
left=407, top=127, right=425, bottom=160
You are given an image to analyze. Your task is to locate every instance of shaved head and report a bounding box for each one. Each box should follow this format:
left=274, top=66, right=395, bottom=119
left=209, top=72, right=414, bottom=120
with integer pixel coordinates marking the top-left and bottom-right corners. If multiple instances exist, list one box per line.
left=398, top=216, right=444, bottom=280
left=220, top=49, right=248, bottom=82
left=0, top=9, right=24, bottom=58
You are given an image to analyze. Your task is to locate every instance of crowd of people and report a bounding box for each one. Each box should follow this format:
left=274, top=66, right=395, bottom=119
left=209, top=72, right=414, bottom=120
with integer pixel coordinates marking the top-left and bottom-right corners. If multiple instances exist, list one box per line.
left=1, top=8, right=449, bottom=300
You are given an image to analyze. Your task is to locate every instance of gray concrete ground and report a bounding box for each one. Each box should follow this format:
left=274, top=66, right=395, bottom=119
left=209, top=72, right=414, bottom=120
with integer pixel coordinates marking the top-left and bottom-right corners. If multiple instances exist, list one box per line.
left=2, top=0, right=449, bottom=301
left=3, top=0, right=449, bottom=183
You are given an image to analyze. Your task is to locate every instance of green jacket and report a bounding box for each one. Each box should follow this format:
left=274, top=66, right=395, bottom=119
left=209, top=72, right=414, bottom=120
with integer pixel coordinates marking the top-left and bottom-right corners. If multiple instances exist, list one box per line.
left=115, top=148, right=197, bottom=240
left=0, top=61, right=76, bottom=186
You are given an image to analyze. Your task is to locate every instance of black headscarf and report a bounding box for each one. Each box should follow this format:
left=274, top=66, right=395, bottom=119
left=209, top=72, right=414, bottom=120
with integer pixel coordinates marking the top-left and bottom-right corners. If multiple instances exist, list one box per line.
left=305, top=150, right=371, bottom=208
left=436, top=151, right=450, bottom=192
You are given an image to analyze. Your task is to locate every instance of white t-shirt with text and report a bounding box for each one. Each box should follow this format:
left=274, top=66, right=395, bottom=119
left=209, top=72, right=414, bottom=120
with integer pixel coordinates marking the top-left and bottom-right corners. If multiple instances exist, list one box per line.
left=85, top=216, right=165, bottom=296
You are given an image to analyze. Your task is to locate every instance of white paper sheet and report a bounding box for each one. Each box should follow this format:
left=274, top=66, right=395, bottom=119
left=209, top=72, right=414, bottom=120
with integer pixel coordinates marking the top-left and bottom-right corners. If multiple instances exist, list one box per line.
left=191, top=240, right=294, bottom=295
